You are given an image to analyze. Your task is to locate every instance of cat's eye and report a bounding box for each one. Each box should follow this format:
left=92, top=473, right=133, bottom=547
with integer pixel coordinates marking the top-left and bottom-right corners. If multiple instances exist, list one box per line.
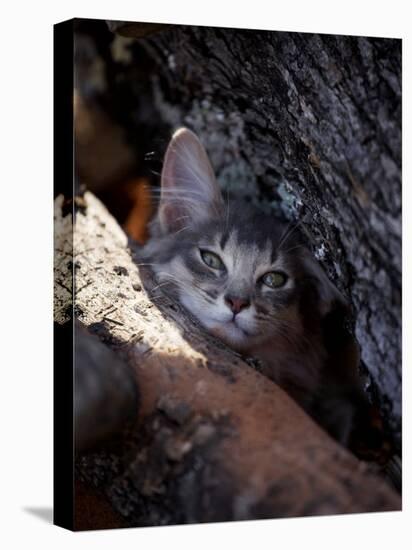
left=261, top=271, right=288, bottom=288
left=200, top=250, right=225, bottom=270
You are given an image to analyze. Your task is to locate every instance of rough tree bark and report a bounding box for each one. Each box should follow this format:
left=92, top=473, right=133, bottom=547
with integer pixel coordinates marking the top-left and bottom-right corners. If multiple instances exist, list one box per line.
left=99, top=24, right=401, bottom=446
left=54, top=192, right=400, bottom=528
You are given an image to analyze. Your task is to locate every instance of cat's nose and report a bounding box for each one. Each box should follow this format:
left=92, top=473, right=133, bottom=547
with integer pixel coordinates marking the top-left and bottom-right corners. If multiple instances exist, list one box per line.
left=224, top=295, right=251, bottom=315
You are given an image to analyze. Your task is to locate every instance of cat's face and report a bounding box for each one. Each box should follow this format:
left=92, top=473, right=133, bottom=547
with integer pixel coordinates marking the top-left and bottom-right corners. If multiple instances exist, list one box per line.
left=147, top=207, right=309, bottom=352
left=143, top=128, right=342, bottom=353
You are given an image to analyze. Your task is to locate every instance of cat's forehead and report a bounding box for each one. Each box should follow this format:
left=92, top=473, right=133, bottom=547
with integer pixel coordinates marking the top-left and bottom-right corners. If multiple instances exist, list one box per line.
left=200, top=200, right=296, bottom=260
left=214, top=229, right=272, bottom=267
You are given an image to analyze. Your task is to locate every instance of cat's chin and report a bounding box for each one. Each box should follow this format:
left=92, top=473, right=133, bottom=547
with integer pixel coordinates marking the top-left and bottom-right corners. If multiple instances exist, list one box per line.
left=208, top=321, right=253, bottom=351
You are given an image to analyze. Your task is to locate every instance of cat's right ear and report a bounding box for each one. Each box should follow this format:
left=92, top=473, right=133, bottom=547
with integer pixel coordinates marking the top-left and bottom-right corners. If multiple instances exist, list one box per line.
left=158, top=128, right=224, bottom=234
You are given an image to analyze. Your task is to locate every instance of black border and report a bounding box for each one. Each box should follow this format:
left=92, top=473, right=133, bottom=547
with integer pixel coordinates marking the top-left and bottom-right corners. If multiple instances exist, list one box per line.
left=53, top=18, right=74, bottom=531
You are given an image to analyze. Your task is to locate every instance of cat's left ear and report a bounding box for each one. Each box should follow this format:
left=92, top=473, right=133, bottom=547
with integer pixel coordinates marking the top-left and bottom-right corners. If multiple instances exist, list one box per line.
left=300, top=249, right=347, bottom=317
left=158, top=128, right=224, bottom=234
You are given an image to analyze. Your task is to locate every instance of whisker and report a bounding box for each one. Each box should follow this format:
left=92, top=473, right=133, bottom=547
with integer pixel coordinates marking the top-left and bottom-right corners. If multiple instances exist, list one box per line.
left=150, top=186, right=210, bottom=197
left=172, top=224, right=192, bottom=236
left=277, top=218, right=304, bottom=251
left=149, top=281, right=172, bottom=293
left=277, top=320, right=313, bottom=350
left=225, top=188, right=231, bottom=233
left=133, top=262, right=160, bottom=268
left=280, top=244, right=306, bottom=255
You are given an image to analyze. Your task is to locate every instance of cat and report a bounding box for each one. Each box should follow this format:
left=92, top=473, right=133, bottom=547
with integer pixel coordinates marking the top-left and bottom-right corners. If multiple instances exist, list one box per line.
left=140, top=127, right=378, bottom=449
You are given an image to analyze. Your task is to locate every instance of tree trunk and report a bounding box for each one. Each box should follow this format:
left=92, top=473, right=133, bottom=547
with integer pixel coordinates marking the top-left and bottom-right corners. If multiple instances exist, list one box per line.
left=99, top=24, right=402, bottom=446
left=54, top=192, right=400, bottom=528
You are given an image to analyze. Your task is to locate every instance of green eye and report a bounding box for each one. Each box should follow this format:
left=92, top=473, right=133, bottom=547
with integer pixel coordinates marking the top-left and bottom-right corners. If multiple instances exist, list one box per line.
left=200, top=250, right=225, bottom=270
left=261, top=271, right=288, bottom=288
